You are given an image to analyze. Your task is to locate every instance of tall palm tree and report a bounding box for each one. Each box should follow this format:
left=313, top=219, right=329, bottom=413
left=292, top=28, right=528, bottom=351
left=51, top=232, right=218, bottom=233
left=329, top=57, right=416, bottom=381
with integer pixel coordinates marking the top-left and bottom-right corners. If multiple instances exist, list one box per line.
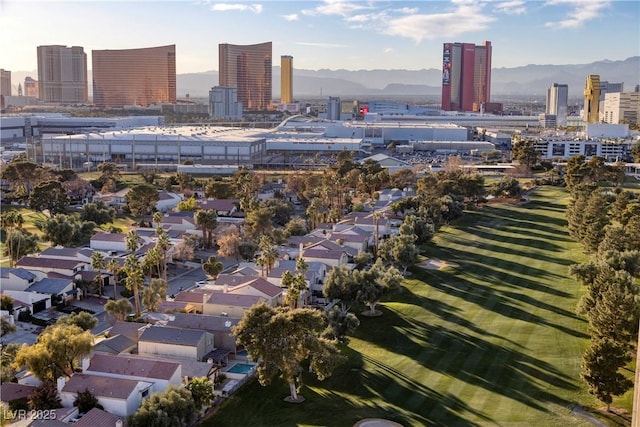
left=90, top=251, right=106, bottom=296
left=194, top=209, right=218, bottom=249
left=106, top=258, right=121, bottom=300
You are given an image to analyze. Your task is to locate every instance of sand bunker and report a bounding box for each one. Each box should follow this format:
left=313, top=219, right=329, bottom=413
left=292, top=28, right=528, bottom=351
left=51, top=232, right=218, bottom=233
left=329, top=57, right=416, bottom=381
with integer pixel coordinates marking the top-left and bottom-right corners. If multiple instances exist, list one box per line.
left=420, top=258, right=459, bottom=270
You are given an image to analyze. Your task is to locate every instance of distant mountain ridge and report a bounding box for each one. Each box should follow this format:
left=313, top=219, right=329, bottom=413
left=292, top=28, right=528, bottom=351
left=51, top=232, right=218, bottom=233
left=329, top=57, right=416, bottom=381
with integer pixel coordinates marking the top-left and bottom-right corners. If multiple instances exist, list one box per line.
left=175, top=56, right=638, bottom=99
left=9, top=57, right=639, bottom=101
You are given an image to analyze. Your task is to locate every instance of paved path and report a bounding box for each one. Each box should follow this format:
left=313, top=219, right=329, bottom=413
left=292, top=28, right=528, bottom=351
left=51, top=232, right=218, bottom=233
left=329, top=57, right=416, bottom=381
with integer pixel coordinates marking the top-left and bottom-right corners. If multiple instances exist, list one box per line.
left=570, top=405, right=609, bottom=427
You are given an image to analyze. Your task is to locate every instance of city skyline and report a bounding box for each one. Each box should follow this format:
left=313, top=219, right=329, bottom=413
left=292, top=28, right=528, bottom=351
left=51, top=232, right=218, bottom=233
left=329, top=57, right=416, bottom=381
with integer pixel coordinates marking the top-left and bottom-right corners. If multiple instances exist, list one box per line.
left=1, top=1, right=638, bottom=74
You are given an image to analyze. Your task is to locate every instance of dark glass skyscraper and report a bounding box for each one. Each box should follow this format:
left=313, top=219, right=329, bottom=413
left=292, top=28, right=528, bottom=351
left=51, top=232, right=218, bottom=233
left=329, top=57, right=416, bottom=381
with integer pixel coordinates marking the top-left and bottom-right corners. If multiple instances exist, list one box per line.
left=219, top=42, right=272, bottom=111
left=441, top=41, right=492, bottom=112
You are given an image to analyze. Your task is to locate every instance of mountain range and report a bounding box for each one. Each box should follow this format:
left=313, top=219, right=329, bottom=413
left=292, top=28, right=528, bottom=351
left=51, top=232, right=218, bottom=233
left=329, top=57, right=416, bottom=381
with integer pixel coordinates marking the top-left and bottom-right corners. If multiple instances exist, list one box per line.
left=9, top=56, right=639, bottom=102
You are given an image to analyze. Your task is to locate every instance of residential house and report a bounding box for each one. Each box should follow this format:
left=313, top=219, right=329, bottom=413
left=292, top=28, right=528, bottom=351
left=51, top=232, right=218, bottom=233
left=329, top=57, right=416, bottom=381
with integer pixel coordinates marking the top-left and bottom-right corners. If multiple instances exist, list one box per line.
left=0, top=382, right=36, bottom=408
left=1, top=290, right=51, bottom=314
left=203, top=293, right=265, bottom=318
left=161, top=312, right=241, bottom=351
left=15, top=257, right=88, bottom=277
left=158, top=211, right=197, bottom=233
left=156, top=191, right=182, bottom=212
left=72, top=407, right=126, bottom=427
left=0, top=267, right=39, bottom=291
left=93, top=333, right=137, bottom=355
left=301, top=240, right=351, bottom=267
left=39, top=247, right=94, bottom=263
left=272, top=260, right=328, bottom=296
left=58, top=373, right=150, bottom=418
left=89, top=232, right=129, bottom=253
left=197, top=199, right=244, bottom=224
left=25, top=278, right=76, bottom=302
left=138, top=325, right=214, bottom=361
left=82, top=353, right=182, bottom=394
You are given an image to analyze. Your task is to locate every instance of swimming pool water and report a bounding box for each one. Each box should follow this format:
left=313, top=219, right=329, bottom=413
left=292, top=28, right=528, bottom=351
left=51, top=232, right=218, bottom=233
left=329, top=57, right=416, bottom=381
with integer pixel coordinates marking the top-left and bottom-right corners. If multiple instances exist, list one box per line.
left=226, top=363, right=254, bottom=374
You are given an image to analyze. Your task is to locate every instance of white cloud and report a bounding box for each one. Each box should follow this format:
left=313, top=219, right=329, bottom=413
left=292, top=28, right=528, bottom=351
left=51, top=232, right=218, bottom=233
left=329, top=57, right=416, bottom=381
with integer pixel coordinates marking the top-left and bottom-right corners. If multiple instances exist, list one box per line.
left=210, top=3, right=263, bottom=13
left=544, top=0, right=610, bottom=28
left=383, top=47, right=394, bottom=54
left=296, top=42, right=349, bottom=48
left=282, top=13, right=299, bottom=21
left=302, top=0, right=370, bottom=17
left=493, top=1, right=527, bottom=15
left=383, top=1, right=496, bottom=43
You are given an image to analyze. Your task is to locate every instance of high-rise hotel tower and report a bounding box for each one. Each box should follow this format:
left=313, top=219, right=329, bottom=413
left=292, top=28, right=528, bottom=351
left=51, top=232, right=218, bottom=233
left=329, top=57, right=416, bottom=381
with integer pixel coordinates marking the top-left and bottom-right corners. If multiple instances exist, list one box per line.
left=546, top=83, right=569, bottom=127
left=583, top=75, right=601, bottom=124
left=92, top=45, right=176, bottom=108
left=441, top=41, right=492, bottom=112
left=219, top=42, right=272, bottom=111
left=37, top=45, right=88, bottom=103
left=281, top=55, right=293, bottom=104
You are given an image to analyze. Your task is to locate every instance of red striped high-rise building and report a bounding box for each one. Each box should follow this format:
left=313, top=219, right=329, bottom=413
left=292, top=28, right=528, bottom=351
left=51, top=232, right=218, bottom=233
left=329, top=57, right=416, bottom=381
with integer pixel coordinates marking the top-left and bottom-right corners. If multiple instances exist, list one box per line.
left=441, top=41, right=492, bottom=112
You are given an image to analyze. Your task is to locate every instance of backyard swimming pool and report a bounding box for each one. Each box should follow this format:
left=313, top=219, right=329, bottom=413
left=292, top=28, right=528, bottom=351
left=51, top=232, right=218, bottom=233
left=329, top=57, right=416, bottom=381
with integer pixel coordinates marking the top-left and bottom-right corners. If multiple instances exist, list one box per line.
left=226, top=363, right=255, bottom=374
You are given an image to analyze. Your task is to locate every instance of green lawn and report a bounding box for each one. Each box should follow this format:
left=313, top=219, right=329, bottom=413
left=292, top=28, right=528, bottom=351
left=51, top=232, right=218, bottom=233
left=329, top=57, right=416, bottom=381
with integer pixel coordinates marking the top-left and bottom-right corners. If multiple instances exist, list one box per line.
left=206, top=186, right=631, bottom=426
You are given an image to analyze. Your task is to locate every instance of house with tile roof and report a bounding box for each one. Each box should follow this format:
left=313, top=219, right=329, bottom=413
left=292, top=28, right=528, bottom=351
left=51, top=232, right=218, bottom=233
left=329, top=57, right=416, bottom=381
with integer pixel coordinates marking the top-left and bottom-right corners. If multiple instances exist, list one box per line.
left=156, top=191, right=182, bottom=212
left=89, top=232, right=130, bottom=253
left=82, top=353, right=182, bottom=394
left=157, top=312, right=241, bottom=351
left=39, top=247, right=94, bottom=263
left=0, top=267, right=39, bottom=291
left=72, top=407, right=126, bottom=427
left=203, top=293, right=265, bottom=318
left=25, top=277, right=76, bottom=301
left=138, top=325, right=214, bottom=361
left=0, top=382, right=36, bottom=407
left=58, top=373, right=150, bottom=417
left=15, top=257, right=88, bottom=277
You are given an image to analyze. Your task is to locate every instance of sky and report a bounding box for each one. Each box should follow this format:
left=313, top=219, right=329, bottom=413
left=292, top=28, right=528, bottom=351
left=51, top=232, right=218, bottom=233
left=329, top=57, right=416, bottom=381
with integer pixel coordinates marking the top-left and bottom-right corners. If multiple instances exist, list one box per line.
left=1, top=0, right=639, bottom=74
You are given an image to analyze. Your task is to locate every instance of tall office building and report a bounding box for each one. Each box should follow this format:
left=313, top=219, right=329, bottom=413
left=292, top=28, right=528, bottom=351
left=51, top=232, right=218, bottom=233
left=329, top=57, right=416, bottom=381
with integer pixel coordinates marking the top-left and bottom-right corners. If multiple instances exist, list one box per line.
left=92, top=45, right=176, bottom=108
left=24, top=77, right=39, bottom=98
left=281, top=55, right=293, bottom=104
left=599, top=81, right=624, bottom=101
left=219, top=42, right=272, bottom=111
left=209, top=86, right=243, bottom=120
left=546, top=83, right=569, bottom=127
left=37, top=45, right=88, bottom=103
left=583, top=75, right=601, bottom=124
left=602, top=92, right=640, bottom=125
left=441, top=41, right=492, bottom=112
left=1, top=69, right=11, bottom=97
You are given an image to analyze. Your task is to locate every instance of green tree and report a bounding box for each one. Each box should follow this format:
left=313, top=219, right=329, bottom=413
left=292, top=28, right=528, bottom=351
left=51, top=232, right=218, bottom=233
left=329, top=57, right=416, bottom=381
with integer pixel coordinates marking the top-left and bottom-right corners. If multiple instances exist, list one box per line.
left=285, top=218, right=308, bottom=236
left=232, top=304, right=345, bottom=402
left=14, top=323, right=93, bottom=381
left=256, top=236, right=278, bottom=276
left=27, top=381, right=62, bottom=411
left=631, top=143, right=640, bottom=162
left=123, top=254, right=144, bottom=318
left=0, top=211, right=24, bottom=231
left=203, top=255, right=224, bottom=279
left=57, top=311, right=98, bottom=331
left=194, top=209, right=218, bottom=249
left=4, top=229, right=39, bottom=267
left=177, top=196, right=198, bottom=212
left=0, top=343, right=19, bottom=383
left=29, top=180, right=69, bottom=215
left=1, top=318, right=16, bottom=336
left=402, top=214, right=435, bottom=245
left=125, top=183, right=159, bottom=226
left=323, top=265, right=359, bottom=315
left=282, top=272, right=307, bottom=308
left=0, top=160, right=45, bottom=198
left=263, top=198, right=295, bottom=227
left=91, top=251, right=106, bottom=296
left=104, top=298, right=133, bottom=322
left=238, top=240, right=259, bottom=261
left=73, top=388, right=104, bottom=413
left=80, top=201, right=115, bottom=225
left=106, top=258, right=121, bottom=300
left=39, top=214, right=96, bottom=247
left=216, top=225, right=241, bottom=262
left=581, top=338, right=633, bottom=411
left=581, top=191, right=610, bottom=253
left=205, top=179, right=233, bottom=199
left=511, top=138, right=540, bottom=168
left=186, top=377, right=214, bottom=411
left=142, top=278, right=167, bottom=313
left=0, top=295, right=14, bottom=313
left=244, top=205, right=274, bottom=239
left=322, top=305, right=360, bottom=344
left=97, top=162, right=120, bottom=192
left=127, top=385, right=197, bottom=427
left=355, top=260, right=403, bottom=315
left=390, top=234, right=420, bottom=276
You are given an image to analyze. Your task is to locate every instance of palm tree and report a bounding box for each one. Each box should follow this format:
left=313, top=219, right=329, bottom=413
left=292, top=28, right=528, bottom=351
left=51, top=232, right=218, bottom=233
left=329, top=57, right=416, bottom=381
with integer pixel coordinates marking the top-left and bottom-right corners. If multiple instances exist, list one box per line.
left=106, top=258, right=121, bottom=300
left=194, top=209, right=218, bottom=249
left=257, top=236, right=278, bottom=276
left=123, top=254, right=144, bottom=318
left=90, top=252, right=106, bottom=296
